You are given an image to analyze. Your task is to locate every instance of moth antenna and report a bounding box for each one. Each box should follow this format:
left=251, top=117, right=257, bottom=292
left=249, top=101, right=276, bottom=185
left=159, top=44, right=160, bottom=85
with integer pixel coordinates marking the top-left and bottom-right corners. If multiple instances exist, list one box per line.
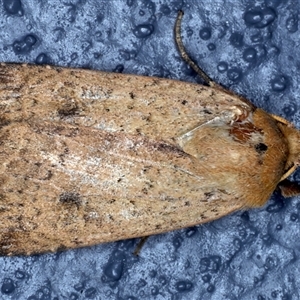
left=270, top=114, right=290, bottom=125
left=175, top=10, right=215, bottom=87
left=175, top=10, right=256, bottom=109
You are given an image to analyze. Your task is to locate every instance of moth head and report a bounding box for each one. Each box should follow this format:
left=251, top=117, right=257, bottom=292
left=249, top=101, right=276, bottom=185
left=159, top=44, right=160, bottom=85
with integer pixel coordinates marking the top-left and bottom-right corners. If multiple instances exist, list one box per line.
left=266, top=118, right=300, bottom=198
left=277, top=122, right=300, bottom=176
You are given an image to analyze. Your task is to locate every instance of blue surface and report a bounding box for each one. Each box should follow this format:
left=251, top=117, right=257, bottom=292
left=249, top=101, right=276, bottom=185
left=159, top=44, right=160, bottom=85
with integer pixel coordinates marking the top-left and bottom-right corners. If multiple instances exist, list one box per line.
left=0, top=1, right=300, bottom=299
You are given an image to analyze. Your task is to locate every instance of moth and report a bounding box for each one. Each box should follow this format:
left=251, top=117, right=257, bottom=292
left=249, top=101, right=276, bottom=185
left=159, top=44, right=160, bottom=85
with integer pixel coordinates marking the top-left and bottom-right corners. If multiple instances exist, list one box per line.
left=1, top=11, right=300, bottom=256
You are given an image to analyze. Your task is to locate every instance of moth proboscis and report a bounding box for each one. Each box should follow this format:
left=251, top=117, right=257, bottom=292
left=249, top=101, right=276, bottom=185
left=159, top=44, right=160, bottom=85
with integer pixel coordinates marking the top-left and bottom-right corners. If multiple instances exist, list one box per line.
left=0, top=11, right=300, bottom=256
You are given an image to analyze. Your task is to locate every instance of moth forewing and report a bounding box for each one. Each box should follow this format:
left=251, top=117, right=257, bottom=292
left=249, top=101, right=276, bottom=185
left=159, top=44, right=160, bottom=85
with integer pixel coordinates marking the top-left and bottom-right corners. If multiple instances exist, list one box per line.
left=0, top=64, right=252, bottom=255
left=1, top=11, right=300, bottom=255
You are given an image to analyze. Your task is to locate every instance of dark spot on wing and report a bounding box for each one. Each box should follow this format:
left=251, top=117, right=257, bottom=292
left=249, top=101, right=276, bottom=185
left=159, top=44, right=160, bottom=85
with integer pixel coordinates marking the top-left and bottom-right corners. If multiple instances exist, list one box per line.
left=203, top=109, right=212, bottom=114
left=0, top=66, right=15, bottom=84
left=59, top=192, right=81, bottom=206
left=0, top=116, right=11, bottom=128
left=153, top=142, right=186, bottom=156
left=0, top=229, right=30, bottom=256
left=58, top=103, right=79, bottom=117
left=255, top=143, right=268, bottom=153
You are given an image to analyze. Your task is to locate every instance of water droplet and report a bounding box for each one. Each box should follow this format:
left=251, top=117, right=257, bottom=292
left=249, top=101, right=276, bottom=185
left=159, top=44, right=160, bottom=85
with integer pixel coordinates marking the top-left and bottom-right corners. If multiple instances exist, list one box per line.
left=244, top=9, right=263, bottom=26
left=199, top=27, right=211, bottom=40
left=149, top=270, right=157, bottom=278
left=103, top=261, right=124, bottom=281
left=172, top=236, right=183, bottom=249
left=227, top=67, right=242, bottom=82
left=271, top=290, right=278, bottom=297
left=150, top=285, right=159, bottom=296
left=185, top=227, right=197, bottom=237
left=243, top=47, right=257, bottom=63
left=70, top=292, right=79, bottom=300
left=25, top=34, right=37, bottom=46
left=13, top=34, right=38, bottom=54
left=200, top=255, right=221, bottom=273
left=159, top=275, right=167, bottom=286
left=264, top=255, right=277, bottom=270
left=15, top=270, right=26, bottom=280
left=283, top=102, right=297, bottom=117
left=201, top=274, right=211, bottom=282
left=290, top=213, right=298, bottom=222
left=260, top=7, right=277, bottom=28
left=286, top=15, right=298, bottom=33
left=266, top=199, right=284, bottom=212
left=85, top=287, right=97, bottom=299
left=36, top=53, right=50, bottom=65
left=233, top=238, right=242, bottom=250
left=251, top=33, right=262, bottom=43
left=244, top=7, right=276, bottom=28
left=133, top=24, right=154, bottom=38
left=229, top=32, right=244, bottom=48
left=127, top=0, right=135, bottom=7
left=271, top=75, right=288, bottom=92
left=93, top=52, right=102, bottom=59
left=74, top=281, right=86, bottom=292
left=175, top=280, right=193, bottom=292
left=94, top=31, right=102, bottom=42
left=71, top=52, right=78, bottom=60
left=186, top=28, right=193, bottom=37
left=113, top=64, right=124, bottom=73
left=3, top=0, right=23, bottom=16
left=36, top=286, right=51, bottom=299
left=207, top=284, right=215, bottom=293
left=217, top=61, right=228, bottom=73
left=1, top=278, right=15, bottom=294
left=254, top=44, right=266, bottom=60
left=207, top=43, right=216, bottom=51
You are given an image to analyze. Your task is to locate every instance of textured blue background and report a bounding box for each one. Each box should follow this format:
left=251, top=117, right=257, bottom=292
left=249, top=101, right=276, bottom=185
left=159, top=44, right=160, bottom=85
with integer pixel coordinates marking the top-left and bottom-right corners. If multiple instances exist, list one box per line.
left=0, top=0, right=300, bottom=299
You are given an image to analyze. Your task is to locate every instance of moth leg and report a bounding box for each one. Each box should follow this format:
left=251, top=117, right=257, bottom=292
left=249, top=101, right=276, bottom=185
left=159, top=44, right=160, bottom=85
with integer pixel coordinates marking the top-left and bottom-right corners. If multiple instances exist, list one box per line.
left=278, top=179, right=300, bottom=197
left=280, top=164, right=298, bottom=181
left=133, top=236, right=149, bottom=256
left=175, top=10, right=215, bottom=87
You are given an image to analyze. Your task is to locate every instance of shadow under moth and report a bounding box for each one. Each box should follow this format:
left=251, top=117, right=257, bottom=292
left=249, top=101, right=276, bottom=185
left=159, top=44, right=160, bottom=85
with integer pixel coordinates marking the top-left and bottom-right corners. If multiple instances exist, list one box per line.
left=1, top=11, right=300, bottom=256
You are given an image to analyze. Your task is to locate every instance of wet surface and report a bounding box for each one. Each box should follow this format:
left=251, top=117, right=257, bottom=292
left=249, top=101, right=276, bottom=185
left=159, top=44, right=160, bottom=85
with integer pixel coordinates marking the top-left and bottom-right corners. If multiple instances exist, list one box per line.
left=0, top=1, right=300, bottom=299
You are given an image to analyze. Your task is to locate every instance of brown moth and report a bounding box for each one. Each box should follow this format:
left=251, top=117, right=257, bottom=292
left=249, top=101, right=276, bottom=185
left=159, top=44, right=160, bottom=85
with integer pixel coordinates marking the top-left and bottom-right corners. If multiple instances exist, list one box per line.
left=1, top=11, right=300, bottom=256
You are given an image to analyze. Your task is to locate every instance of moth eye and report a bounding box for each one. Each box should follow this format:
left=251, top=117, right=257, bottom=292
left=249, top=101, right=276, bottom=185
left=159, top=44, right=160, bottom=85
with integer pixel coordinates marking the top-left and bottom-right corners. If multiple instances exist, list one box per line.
left=255, top=143, right=268, bottom=153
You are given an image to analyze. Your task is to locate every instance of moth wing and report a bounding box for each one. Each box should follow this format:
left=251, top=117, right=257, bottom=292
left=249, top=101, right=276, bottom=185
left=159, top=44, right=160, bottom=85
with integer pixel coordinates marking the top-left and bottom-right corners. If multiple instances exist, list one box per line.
left=0, top=63, right=285, bottom=256
left=0, top=63, right=253, bottom=140
left=0, top=120, right=242, bottom=255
